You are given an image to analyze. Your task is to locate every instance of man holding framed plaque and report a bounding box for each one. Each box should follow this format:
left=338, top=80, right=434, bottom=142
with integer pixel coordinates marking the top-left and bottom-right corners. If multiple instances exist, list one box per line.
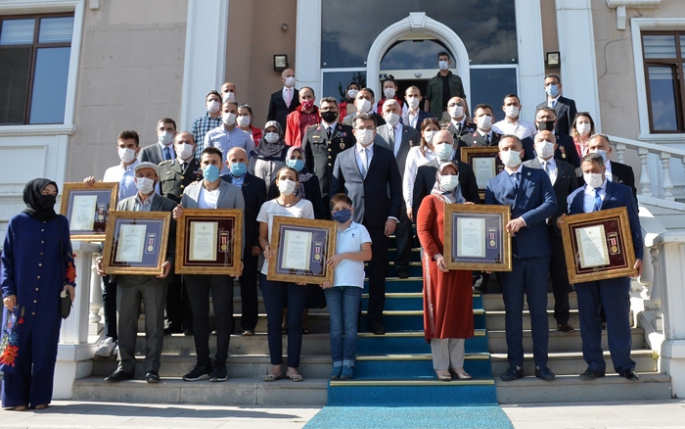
left=565, top=152, right=643, bottom=381
left=485, top=134, right=558, bottom=382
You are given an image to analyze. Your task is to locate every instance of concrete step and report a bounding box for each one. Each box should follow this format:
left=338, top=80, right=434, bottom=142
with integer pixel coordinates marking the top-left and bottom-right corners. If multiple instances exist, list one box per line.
left=490, top=349, right=658, bottom=376
left=360, top=309, right=485, bottom=332
left=357, top=330, right=488, bottom=355
left=495, top=373, right=672, bottom=403
left=72, top=376, right=328, bottom=406
left=484, top=309, right=582, bottom=331
left=482, top=292, right=579, bottom=312
left=487, top=327, right=646, bottom=354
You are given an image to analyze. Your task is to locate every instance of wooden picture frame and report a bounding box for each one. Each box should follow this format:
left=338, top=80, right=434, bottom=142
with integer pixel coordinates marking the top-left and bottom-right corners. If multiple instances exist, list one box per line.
left=460, top=146, right=504, bottom=200
left=267, top=216, right=336, bottom=285
left=443, top=204, right=512, bottom=271
left=60, top=182, right=119, bottom=242
left=102, top=211, right=171, bottom=276
left=560, top=207, right=637, bottom=283
left=175, top=209, right=243, bottom=276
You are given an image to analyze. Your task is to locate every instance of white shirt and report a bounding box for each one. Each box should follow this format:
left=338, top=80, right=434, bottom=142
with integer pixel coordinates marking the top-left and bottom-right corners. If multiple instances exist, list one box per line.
left=538, top=156, right=557, bottom=185
left=158, top=141, right=175, bottom=160
left=605, top=159, right=613, bottom=181
left=256, top=199, right=315, bottom=275
left=548, top=94, right=561, bottom=108
left=492, top=118, right=537, bottom=140
left=198, top=185, right=219, bottom=209
left=403, top=146, right=436, bottom=207
left=332, top=222, right=372, bottom=288
left=406, top=110, right=420, bottom=129
left=582, top=178, right=607, bottom=213
left=103, top=160, right=140, bottom=202
left=355, top=143, right=374, bottom=176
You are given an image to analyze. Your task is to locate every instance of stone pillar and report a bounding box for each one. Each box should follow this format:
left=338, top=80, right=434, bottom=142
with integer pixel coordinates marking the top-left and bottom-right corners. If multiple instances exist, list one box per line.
left=295, top=0, right=323, bottom=100
left=515, top=0, right=546, bottom=122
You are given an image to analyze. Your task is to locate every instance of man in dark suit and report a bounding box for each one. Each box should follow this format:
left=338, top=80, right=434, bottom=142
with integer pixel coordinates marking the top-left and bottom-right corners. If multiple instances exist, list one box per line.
left=222, top=147, right=266, bottom=337
left=565, top=152, right=643, bottom=381
left=302, top=97, right=355, bottom=215
left=485, top=134, right=558, bottom=382
left=536, top=74, right=577, bottom=136
left=266, top=68, right=300, bottom=130
left=523, top=131, right=579, bottom=332
left=342, top=88, right=386, bottom=127
left=375, top=99, right=421, bottom=279
left=139, top=118, right=178, bottom=165
left=403, top=85, right=434, bottom=131
left=575, top=134, right=637, bottom=202
left=330, top=113, right=402, bottom=335
left=462, top=104, right=502, bottom=147
left=534, top=107, right=581, bottom=168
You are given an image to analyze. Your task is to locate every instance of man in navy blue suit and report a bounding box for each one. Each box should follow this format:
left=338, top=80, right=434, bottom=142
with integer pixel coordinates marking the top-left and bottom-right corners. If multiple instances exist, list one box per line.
left=485, top=134, right=558, bottom=381
left=402, top=85, right=434, bottom=131
left=563, top=152, right=643, bottom=381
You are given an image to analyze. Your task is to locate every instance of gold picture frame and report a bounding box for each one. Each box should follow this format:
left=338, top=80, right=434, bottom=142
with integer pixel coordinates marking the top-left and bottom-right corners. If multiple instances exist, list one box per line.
left=443, top=204, right=512, bottom=271
left=175, top=209, right=243, bottom=276
left=102, top=211, right=171, bottom=276
left=560, top=207, right=637, bottom=283
left=460, top=146, right=504, bottom=200
left=60, top=182, right=119, bottom=242
left=267, top=216, right=336, bottom=285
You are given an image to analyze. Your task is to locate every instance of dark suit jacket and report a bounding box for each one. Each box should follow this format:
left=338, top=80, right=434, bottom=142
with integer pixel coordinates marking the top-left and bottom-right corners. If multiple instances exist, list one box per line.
left=267, top=88, right=300, bottom=130
left=139, top=143, right=171, bottom=165
left=554, top=133, right=581, bottom=168
left=407, top=110, right=435, bottom=132
left=330, top=144, right=402, bottom=229
left=444, top=121, right=477, bottom=160
left=267, top=172, right=326, bottom=220
left=567, top=181, right=643, bottom=260
left=536, top=96, right=578, bottom=136
left=412, top=159, right=481, bottom=220
left=523, top=158, right=578, bottom=236
left=221, top=173, right=266, bottom=249
left=461, top=130, right=502, bottom=147
left=159, top=158, right=203, bottom=203
left=375, top=123, right=421, bottom=176
left=342, top=112, right=386, bottom=127
left=485, top=166, right=557, bottom=259
left=575, top=160, right=637, bottom=202
left=302, top=122, right=355, bottom=199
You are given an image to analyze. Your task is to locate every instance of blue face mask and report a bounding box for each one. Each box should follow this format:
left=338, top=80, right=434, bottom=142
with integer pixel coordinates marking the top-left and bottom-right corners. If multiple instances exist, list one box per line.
left=287, top=158, right=305, bottom=172
left=331, top=208, right=352, bottom=223
left=546, top=84, right=559, bottom=98
left=203, top=164, right=220, bottom=182
left=230, top=162, right=247, bottom=177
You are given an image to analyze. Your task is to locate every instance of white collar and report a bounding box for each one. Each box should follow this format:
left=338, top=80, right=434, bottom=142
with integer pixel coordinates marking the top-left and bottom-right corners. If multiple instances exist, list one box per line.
left=356, top=142, right=374, bottom=152
left=538, top=157, right=556, bottom=167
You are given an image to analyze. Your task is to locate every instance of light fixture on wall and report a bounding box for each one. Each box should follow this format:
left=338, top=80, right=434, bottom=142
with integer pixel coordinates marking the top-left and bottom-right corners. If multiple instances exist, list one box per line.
left=281, top=23, right=289, bottom=31
left=274, top=55, right=288, bottom=72
left=546, top=51, right=560, bottom=69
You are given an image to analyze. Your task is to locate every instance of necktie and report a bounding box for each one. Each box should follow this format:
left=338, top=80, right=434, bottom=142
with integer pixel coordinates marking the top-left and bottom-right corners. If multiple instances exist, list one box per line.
left=164, top=146, right=172, bottom=161
left=551, top=100, right=556, bottom=109
left=456, top=122, right=462, bottom=135
left=513, top=172, right=520, bottom=191
left=593, top=188, right=602, bottom=212
left=543, top=161, right=551, bottom=176
left=285, top=88, right=292, bottom=108
left=484, top=134, right=490, bottom=145
left=389, top=125, right=395, bottom=152
left=360, top=148, right=369, bottom=178
left=327, top=127, right=332, bottom=141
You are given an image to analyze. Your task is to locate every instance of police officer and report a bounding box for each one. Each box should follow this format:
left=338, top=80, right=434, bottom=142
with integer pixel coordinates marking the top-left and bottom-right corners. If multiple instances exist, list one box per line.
left=302, top=97, right=355, bottom=217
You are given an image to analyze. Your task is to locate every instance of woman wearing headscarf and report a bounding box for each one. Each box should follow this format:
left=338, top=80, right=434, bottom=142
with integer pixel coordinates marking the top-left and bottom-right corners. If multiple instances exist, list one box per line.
left=1, top=178, right=76, bottom=410
left=416, top=162, right=474, bottom=381
left=249, top=120, right=288, bottom=190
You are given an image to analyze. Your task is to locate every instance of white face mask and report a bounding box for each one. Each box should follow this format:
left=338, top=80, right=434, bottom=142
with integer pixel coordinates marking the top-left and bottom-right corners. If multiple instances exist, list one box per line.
left=118, top=147, right=136, bottom=164
left=423, top=130, right=437, bottom=145
left=434, top=143, right=454, bottom=161
left=278, top=179, right=296, bottom=196
left=264, top=132, right=279, bottom=144
left=207, top=100, right=220, bottom=114
left=406, top=97, right=420, bottom=110
left=356, top=98, right=372, bottom=114
left=505, top=105, right=520, bottom=119
left=577, top=123, right=591, bottom=136
left=590, top=149, right=608, bottom=162
left=222, top=92, right=235, bottom=103
left=449, top=105, right=464, bottom=119
left=438, top=60, right=449, bottom=71
left=384, top=113, right=400, bottom=127
left=135, top=177, right=155, bottom=195
left=583, top=172, right=604, bottom=189
left=535, top=140, right=555, bottom=159
left=158, top=131, right=173, bottom=145
left=383, top=87, right=396, bottom=99
left=347, top=89, right=359, bottom=99
left=476, top=115, right=492, bottom=131
left=237, top=115, right=250, bottom=128
left=175, top=143, right=194, bottom=161
left=284, top=76, right=296, bottom=87
left=500, top=150, right=522, bottom=168
left=222, top=112, right=236, bottom=127
left=356, top=129, right=375, bottom=145
left=439, top=174, right=459, bottom=192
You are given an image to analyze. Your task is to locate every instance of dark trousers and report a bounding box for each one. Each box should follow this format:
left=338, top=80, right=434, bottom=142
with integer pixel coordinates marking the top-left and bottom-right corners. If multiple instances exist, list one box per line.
left=364, top=225, right=388, bottom=326
left=102, top=275, right=117, bottom=341
left=575, top=277, right=635, bottom=374
left=185, top=275, right=234, bottom=368
left=499, top=256, right=550, bottom=369
left=239, top=251, right=259, bottom=331
left=260, top=274, right=308, bottom=367
left=166, top=274, right=192, bottom=330
left=548, top=227, right=571, bottom=324
left=394, top=201, right=412, bottom=269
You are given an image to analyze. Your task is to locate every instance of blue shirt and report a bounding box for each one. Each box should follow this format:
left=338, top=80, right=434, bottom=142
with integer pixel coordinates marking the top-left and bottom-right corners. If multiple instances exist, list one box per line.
left=231, top=174, right=246, bottom=189
left=205, top=125, right=255, bottom=175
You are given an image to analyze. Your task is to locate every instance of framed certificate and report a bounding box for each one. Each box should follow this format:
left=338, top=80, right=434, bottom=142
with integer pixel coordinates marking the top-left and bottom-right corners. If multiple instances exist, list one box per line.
left=102, top=211, right=171, bottom=276
left=175, top=209, right=243, bottom=276
left=267, top=216, right=336, bottom=284
left=561, top=207, right=637, bottom=283
left=460, top=147, right=504, bottom=199
left=60, top=182, right=119, bottom=242
left=443, top=204, right=512, bottom=271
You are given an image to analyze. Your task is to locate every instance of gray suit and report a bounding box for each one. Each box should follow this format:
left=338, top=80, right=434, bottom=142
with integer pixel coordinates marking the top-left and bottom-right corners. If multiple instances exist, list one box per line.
left=375, top=123, right=420, bottom=177
left=139, top=143, right=174, bottom=165
left=114, top=193, right=177, bottom=375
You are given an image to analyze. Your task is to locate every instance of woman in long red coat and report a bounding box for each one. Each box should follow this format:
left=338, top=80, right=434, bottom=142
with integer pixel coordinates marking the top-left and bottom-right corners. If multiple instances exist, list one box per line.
left=417, top=161, right=474, bottom=381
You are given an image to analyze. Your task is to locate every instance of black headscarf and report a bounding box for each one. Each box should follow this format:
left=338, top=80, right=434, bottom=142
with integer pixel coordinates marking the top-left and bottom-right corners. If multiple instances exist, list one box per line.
left=22, top=178, right=59, bottom=221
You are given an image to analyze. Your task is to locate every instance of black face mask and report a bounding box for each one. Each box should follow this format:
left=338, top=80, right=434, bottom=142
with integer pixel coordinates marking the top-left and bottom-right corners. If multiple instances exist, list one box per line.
left=538, top=120, right=555, bottom=132
left=39, top=194, right=56, bottom=210
left=320, top=111, right=339, bottom=123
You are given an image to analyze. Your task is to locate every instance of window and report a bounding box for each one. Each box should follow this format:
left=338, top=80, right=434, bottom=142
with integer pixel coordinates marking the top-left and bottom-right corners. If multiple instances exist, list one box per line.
left=641, top=32, right=685, bottom=133
left=0, top=14, right=74, bottom=125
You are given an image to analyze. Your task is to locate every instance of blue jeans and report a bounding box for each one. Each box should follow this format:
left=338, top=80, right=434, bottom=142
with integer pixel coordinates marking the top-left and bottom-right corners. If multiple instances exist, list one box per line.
left=324, top=286, right=362, bottom=367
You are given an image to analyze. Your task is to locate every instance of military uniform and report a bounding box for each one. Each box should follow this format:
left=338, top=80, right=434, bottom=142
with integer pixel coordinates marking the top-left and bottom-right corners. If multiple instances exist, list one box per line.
left=461, top=130, right=502, bottom=147
left=158, top=158, right=203, bottom=203
left=442, top=120, right=476, bottom=160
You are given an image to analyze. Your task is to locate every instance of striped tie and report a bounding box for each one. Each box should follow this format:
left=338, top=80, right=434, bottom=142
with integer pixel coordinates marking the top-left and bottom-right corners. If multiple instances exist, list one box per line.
left=285, top=88, right=292, bottom=108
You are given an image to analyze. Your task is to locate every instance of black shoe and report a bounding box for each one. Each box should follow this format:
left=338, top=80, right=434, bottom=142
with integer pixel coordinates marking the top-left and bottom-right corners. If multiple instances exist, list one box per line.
left=183, top=328, right=194, bottom=336
left=535, top=366, right=555, bottom=381
left=145, top=371, right=160, bottom=383
left=369, top=322, right=385, bottom=335
left=396, top=267, right=410, bottom=279
left=104, top=370, right=134, bottom=383
left=242, top=330, right=255, bottom=336
left=164, top=322, right=183, bottom=335
left=183, top=364, right=212, bottom=381
left=622, top=368, right=639, bottom=381
left=210, top=365, right=228, bottom=382
left=500, top=366, right=524, bottom=381
left=579, top=368, right=605, bottom=380
left=557, top=322, right=574, bottom=332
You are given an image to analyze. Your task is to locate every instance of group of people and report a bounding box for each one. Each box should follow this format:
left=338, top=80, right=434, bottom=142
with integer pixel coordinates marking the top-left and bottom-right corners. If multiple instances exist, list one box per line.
left=0, top=52, right=644, bottom=410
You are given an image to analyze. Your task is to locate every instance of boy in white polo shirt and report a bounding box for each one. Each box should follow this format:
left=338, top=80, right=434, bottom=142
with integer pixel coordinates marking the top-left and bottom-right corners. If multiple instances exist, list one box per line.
left=322, top=193, right=372, bottom=381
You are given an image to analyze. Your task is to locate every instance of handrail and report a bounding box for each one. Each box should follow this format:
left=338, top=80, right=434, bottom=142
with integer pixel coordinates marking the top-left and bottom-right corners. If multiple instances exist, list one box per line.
left=609, top=135, right=685, bottom=158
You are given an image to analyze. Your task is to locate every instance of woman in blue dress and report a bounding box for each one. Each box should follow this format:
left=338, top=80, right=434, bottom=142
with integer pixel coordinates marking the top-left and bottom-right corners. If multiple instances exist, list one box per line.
left=1, top=178, right=76, bottom=410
